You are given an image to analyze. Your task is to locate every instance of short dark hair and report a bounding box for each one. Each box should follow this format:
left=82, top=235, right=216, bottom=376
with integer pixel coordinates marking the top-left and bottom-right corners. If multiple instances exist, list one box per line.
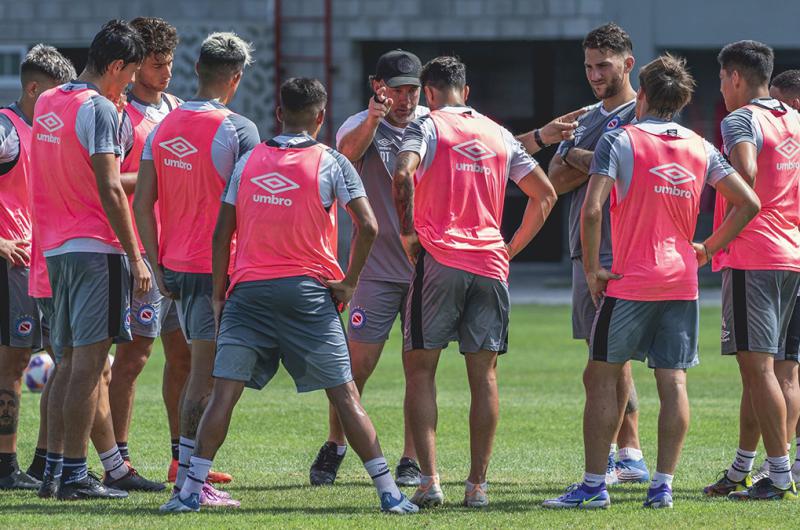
left=197, top=32, right=253, bottom=84
left=718, top=40, right=774, bottom=87
left=583, top=23, right=633, bottom=55
left=20, top=44, right=76, bottom=85
left=420, top=56, right=466, bottom=91
left=771, top=69, right=800, bottom=99
left=86, top=19, right=145, bottom=75
left=280, top=77, right=327, bottom=127
left=130, top=17, right=178, bottom=59
left=638, top=54, right=695, bottom=117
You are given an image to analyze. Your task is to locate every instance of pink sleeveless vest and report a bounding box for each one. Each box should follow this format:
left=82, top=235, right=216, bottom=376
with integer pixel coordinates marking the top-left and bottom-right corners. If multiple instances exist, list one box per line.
left=229, top=141, right=343, bottom=291
left=606, top=125, right=708, bottom=301
left=712, top=103, right=800, bottom=271
left=151, top=106, right=232, bottom=273
left=415, top=109, right=510, bottom=281
left=0, top=108, right=32, bottom=244
left=30, top=86, right=122, bottom=251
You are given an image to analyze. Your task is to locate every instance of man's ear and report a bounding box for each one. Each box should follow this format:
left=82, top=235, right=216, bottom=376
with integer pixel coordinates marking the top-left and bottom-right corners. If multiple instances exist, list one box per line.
left=276, top=106, right=283, bottom=124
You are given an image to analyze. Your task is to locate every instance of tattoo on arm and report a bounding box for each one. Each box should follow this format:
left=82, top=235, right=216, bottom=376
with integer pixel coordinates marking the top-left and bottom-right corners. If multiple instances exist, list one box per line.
left=393, top=151, right=417, bottom=235
left=0, top=389, right=20, bottom=435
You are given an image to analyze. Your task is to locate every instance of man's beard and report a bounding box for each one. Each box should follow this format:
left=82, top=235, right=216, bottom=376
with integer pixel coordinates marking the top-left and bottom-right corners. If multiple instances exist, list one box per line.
left=593, top=76, right=623, bottom=101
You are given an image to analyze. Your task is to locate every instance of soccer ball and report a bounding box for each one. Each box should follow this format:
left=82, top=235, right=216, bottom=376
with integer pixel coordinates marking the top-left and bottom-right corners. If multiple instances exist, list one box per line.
left=24, top=353, right=53, bottom=392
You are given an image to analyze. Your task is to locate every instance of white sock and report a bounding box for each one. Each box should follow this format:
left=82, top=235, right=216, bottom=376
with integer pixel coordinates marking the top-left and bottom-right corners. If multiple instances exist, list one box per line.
left=465, top=479, right=487, bottom=493
left=98, top=447, right=129, bottom=480
left=582, top=471, right=606, bottom=489
left=618, top=447, right=643, bottom=461
left=651, top=472, right=673, bottom=489
left=609, top=444, right=618, bottom=457
left=728, top=448, right=756, bottom=482
left=180, top=456, right=212, bottom=500
left=420, top=473, right=439, bottom=486
left=336, top=445, right=347, bottom=456
left=177, top=437, right=195, bottom=489
left=364, top=457, right=401, bottom=500
left=768, top=454, right=792, bottom=489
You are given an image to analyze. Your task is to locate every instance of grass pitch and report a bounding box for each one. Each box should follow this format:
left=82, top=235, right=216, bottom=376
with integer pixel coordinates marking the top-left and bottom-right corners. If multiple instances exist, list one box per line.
left=4, top=304, right=799, bottom=528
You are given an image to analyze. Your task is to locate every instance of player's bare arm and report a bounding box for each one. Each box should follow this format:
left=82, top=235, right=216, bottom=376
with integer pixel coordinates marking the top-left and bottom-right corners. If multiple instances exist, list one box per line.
left=517, top=107, right=585, bottom=154
left=728, top=141, right=758, bottom=188
left=694, top=172, right=760, bottom=267
left=392, top=150, right=421, bottom=262
left=132, top=158, right=170, bottom=298
left=211, top=203, right=237, bottom=327
left=120, top=171, right=138, bottom=195
left=93, top=152, right=151, bottom=296
left=547, top=152, right=593, bottom=195
left=327, top=197, right=378, bottom=306
left=581, top=173, right=621, bottom=305
left=337, top=87, right=393, bottom=162
left=505, top=166, right=557, bottom=259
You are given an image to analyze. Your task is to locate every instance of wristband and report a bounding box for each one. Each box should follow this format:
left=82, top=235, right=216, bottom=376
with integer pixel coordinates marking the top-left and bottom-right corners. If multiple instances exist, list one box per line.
left=702, top=243, right=711, bottom=263
left=534, top=128, right=550, bottom=149
left=128, top=255, right=143, bottom=264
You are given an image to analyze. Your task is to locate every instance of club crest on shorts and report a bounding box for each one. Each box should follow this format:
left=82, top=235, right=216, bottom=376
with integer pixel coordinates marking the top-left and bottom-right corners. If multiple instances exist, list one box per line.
left=14, top=315, right=35, bottom=337
left=606, top=116, right=621, bottom=130
left=136, top=304, right=157, bottom=325
left=350, top=307, right=367, bottom=329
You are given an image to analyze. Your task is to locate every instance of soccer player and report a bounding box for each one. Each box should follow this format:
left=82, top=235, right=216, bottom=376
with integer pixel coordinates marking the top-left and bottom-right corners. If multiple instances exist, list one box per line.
left=134, top=32, right=259, bottom=506
left=29, top=20, right=151, bottom=500
left=393, top=56, right=558, bottom=508
left=308, top=49, right=427, bottom=487
left=543, top=54, right=759, bottom=510
left=0, top=44, right=74, bottom=490
left=537, top=23, right=648, bottom=484
left=160, top=77, right=418, bottom=515
left=108, top=16, right=203, bottom=485
left=703, top=41, right=800, bottom=501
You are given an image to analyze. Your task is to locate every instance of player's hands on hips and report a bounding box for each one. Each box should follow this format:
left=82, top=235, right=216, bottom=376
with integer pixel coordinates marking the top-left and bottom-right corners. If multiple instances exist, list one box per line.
left=585, top=268, right=622, bottom=307
left=130, top=257, right=152, bottom=297
left=539, top=107, right=587, bottom=144
left=368, top=86, right=393, bottom=122
left=692, top=242, right=710, bottom=267
left=401, top=232, right=421, bottom=264
left=154, top=264, right=177, bottom=299
left=0, top=237, right=31, bottom=267
left=326, top=279, right=356, bottom=308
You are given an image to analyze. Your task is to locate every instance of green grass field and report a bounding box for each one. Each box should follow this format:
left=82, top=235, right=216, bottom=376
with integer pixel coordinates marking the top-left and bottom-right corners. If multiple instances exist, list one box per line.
left=4, top=304, right=800, bottom=528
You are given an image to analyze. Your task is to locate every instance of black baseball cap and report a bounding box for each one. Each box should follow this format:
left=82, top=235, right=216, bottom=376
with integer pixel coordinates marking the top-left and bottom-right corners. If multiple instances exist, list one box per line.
left=374, top=50, right=421, bottom=87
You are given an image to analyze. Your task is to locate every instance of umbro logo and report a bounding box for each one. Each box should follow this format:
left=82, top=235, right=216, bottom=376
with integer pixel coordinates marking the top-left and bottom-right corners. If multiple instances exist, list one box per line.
left=649, top=163, right=697, bottom=185
left=376, top=138, right=392, bottom=147
left=35, top=112, right=64, bottom=132
left=452, top=139, right=497, bottom=162
left=251, top=173, right=299, bottom=207
left=159, top=137, right=198, bottom=158
left=775, top=137, right=800, bottom=160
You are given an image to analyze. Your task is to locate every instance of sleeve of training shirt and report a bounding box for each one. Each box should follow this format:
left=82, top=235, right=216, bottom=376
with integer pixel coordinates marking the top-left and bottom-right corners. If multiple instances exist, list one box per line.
left=398, top=115, right=436, bottom=175
left=211, top=113, right=261, bottom=181
left=119, top=110, right=134, bottom=158
left=721, top=107, right=762, bottom=155
left=319, top=148, right=367, bottom=208
left=704, top=140, right=736, bottom=187
left=140, top=123, right=161, bottom=161
left=501, top=127, right=539, bottom=183
left=75, top=95, right=122, bottom=156
left=0, top=114, right=20, bottom=167
left=589, top=128, right=635, bottom=202
left=335, top=110, right=368, bottom=147
left=221, top=148, right=254, bottom=206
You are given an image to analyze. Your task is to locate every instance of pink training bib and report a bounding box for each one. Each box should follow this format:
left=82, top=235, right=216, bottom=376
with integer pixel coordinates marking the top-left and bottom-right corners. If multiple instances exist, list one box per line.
left=606, top=124, right=707, bottom=301
left=414, top=110, right=510, bottom=281
left=229, top=141, right=343, bottom=293
left=151, top=106, right=233, bottom=273
left=30, top=86, right=122, bottom=252
left=0, top=108, right=32, bottom=244
left=712, top=103, right=800, bottom=272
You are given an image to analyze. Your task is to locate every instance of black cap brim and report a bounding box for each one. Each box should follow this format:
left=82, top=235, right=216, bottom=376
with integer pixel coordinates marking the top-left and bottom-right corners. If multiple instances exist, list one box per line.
left=385, top=76, right=421, bottom=88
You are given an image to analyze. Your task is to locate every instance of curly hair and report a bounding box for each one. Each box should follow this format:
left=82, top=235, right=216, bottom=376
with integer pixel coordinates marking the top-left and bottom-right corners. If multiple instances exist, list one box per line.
left=583, top=22, right=633, bottom=55
left=130, top=17, right=178, bottom=59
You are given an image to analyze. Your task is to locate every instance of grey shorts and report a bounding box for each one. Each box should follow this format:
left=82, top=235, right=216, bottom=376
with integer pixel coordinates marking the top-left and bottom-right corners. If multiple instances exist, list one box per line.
left=590, top=296, right=699, bottom=369
left=784, top=296, right=800, bottom=362
left=35, top=297, right=60, bottom=361
left=721, top=268, right=800, bottom=358
left=163, top=268, right=215, bottom=341
left=130, top=258, right=181, bottom=338
left=348, top=279, right=408, bottom=343
left=214, top=276, right=353, bottom=393
left=572, top=255, right=613, bottom=340
left=1, top=259, right=41, bottom=349
left=402, top=250, right=509, bottom=354
left=46, top=253, right=132, bottom=351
